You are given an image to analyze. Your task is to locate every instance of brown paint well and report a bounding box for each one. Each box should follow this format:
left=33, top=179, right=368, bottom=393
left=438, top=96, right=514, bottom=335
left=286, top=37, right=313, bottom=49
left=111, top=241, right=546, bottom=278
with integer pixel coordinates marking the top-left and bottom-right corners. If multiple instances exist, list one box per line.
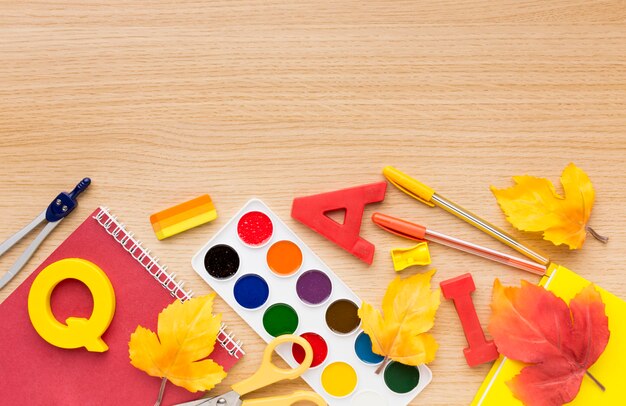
left=325, top=298, right=360, bottom=334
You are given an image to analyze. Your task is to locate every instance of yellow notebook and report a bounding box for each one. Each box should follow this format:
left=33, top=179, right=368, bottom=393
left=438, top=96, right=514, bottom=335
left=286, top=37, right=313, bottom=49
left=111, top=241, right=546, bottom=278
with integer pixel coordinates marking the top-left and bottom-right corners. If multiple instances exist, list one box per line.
left=472, top=264, right=626, bottom=405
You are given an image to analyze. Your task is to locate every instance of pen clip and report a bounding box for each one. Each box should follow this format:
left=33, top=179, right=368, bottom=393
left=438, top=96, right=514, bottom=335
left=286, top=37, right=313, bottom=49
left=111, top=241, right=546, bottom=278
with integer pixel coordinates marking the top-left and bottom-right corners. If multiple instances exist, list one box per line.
left=383, top=166, right=435, bottom=207
left=388, top=178, right=435, bottom=207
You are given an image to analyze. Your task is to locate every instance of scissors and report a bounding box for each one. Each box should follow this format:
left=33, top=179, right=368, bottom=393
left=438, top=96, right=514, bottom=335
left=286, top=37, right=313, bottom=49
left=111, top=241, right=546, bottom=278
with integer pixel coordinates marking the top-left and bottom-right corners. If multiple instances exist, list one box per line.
left=175, top=334, right=326, bottom=406
left=0, top=178, right=91, bottom=289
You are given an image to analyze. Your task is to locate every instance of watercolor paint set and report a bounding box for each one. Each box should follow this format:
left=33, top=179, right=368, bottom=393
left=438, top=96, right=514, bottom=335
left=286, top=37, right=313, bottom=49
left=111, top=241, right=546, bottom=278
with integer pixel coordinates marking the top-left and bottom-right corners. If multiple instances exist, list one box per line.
left=192, top=199, right=431, bottom=406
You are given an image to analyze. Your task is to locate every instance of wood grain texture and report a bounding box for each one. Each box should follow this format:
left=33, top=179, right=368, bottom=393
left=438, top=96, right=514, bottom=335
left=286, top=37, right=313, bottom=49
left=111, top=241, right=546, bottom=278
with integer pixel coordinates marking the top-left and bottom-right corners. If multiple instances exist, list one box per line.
left=1, top=1, right=625, bottom=404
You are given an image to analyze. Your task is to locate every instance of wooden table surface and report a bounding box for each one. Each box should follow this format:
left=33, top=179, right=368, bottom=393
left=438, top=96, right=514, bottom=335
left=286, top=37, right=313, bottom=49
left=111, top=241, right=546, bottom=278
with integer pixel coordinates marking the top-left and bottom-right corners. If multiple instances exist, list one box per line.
left=1, top=1, right=625, bottom=404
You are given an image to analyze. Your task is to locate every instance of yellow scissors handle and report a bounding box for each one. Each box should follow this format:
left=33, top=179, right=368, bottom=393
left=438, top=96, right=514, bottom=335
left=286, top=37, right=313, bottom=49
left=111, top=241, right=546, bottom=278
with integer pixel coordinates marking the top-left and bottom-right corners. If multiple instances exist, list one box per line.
left=242, top=390, right=325, bottom=406
left=231, top=335, right=314, bottom=397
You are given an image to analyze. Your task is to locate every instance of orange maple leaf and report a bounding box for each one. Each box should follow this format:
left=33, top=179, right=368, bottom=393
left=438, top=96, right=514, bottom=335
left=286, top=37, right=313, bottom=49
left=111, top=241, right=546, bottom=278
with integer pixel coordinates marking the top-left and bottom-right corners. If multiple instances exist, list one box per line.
left=358, top=270, right=440, bottom=373
left=488, top=280, right=610, bottom=406
left=491, top=163, right=607, bottom=249
left=129, top=294, right=226, bottom=405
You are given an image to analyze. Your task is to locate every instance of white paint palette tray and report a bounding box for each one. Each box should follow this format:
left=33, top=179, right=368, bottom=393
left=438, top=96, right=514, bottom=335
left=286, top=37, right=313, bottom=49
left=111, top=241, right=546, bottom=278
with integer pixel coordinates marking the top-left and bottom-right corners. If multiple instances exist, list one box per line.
left=192, top=199, right=431, bottom=405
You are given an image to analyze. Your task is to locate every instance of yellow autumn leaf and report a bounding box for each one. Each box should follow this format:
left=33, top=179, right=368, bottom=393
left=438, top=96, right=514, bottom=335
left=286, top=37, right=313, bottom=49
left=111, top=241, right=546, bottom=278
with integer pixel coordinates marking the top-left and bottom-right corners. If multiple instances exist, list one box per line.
left=358, top=269, right=440, bottom=373
left=491, top=163, right=606, bottom=249
left=129, top=293, right=227, bottom=396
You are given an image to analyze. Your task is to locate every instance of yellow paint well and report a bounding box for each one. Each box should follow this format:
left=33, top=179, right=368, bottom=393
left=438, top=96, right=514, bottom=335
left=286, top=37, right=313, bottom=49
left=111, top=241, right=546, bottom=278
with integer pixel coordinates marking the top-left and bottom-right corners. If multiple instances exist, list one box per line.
left=320, top=361, right=357, bottom=397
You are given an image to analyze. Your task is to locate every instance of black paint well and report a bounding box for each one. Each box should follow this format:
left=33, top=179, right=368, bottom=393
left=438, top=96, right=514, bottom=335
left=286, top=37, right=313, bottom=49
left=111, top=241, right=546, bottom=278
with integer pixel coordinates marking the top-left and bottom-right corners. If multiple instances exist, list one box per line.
left=204, top=244, right=240, bottom=279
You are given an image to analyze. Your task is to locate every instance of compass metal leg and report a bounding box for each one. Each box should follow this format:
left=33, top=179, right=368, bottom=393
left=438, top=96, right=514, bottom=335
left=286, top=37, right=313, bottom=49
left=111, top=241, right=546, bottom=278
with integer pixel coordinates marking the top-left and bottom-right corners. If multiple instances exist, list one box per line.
left=0, top=220, right=59, bottom=289
left=0, top=211, right=46, bottom=257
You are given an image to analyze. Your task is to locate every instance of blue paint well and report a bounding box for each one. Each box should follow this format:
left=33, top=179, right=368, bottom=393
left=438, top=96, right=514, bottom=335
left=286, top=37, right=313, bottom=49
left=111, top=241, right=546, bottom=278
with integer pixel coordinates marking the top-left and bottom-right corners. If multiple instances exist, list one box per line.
left=354, top=331, right=384, bottom=364
left=233, top=274, right=269, bottom=309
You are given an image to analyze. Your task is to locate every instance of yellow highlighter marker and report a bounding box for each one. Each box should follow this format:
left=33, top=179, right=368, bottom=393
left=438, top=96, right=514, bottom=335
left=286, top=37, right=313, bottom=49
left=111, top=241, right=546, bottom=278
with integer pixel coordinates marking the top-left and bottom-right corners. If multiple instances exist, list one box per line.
left=383, top=166, right=549, bottom=266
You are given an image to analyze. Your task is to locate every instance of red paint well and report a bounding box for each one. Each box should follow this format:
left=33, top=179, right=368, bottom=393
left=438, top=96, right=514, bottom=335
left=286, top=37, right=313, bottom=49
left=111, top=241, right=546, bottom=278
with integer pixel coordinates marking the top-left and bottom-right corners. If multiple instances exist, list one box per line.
left=292, top=332, right=328, bottom=368
left=237, top=211, right=273, bottom=246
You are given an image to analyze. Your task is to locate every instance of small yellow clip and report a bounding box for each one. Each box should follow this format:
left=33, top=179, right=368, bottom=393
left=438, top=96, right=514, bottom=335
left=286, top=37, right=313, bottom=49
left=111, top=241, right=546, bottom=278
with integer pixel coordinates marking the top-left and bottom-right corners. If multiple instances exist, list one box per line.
left=391, top=242, right=431, bottom=271
left=28, top=258, right=116, bottom=352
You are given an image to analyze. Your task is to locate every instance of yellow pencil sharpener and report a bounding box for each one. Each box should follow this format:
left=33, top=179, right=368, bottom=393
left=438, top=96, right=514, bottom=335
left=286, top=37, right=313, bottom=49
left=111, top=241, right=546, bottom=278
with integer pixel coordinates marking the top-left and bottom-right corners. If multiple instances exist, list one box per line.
left=27, top=258, right=116, bottom=352
left=390, top=242, right=431, bottom=272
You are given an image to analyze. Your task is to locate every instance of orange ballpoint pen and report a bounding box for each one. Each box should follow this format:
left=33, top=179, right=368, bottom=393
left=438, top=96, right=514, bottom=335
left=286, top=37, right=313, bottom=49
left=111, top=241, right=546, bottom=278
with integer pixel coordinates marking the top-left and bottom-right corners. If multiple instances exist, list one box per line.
left=372, top=212, right=546, bottom=276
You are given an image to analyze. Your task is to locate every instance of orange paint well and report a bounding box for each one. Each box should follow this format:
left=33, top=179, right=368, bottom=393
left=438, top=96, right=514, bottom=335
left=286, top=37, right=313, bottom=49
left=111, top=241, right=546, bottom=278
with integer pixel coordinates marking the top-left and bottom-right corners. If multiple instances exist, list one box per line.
left=266, top=240, right=302, bottom=276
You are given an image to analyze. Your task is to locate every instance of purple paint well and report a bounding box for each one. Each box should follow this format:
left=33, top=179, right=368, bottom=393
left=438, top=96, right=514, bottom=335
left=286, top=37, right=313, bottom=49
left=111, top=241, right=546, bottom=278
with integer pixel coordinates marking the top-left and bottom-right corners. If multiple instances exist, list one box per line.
left=296, top=269, right=332, bottom=305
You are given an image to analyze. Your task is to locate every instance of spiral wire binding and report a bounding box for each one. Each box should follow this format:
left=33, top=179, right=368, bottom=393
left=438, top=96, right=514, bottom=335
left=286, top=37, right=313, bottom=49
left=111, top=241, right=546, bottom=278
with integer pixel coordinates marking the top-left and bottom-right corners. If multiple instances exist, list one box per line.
left=93, top=207, right=244, bottom=358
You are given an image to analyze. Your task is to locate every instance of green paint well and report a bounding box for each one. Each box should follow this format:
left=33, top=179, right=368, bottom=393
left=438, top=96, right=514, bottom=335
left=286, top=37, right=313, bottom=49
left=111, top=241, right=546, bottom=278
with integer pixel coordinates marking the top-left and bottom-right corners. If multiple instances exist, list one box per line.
left=383, top=361, right=420, bottom=394
left=262, top=303, right=299, bottom=337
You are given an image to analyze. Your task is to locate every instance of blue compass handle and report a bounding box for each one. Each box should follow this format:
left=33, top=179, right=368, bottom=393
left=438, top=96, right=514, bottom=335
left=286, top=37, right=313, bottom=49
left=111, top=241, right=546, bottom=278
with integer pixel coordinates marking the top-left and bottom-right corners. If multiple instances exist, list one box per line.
left=46, top=178, right=92, bottom=222
left=69, top=178, right=91, bottom=200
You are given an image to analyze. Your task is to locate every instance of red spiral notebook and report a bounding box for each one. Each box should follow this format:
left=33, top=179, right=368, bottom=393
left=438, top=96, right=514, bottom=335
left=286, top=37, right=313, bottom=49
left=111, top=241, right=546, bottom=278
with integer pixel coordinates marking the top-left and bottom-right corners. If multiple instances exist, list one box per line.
left=0, top=207, right=244, bottom=405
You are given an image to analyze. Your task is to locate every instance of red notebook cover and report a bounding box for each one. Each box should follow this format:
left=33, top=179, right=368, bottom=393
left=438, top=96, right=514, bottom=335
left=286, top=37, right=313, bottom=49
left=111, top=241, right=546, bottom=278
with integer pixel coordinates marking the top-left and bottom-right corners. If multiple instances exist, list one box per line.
left=0, top=207, right=243, bottom=405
